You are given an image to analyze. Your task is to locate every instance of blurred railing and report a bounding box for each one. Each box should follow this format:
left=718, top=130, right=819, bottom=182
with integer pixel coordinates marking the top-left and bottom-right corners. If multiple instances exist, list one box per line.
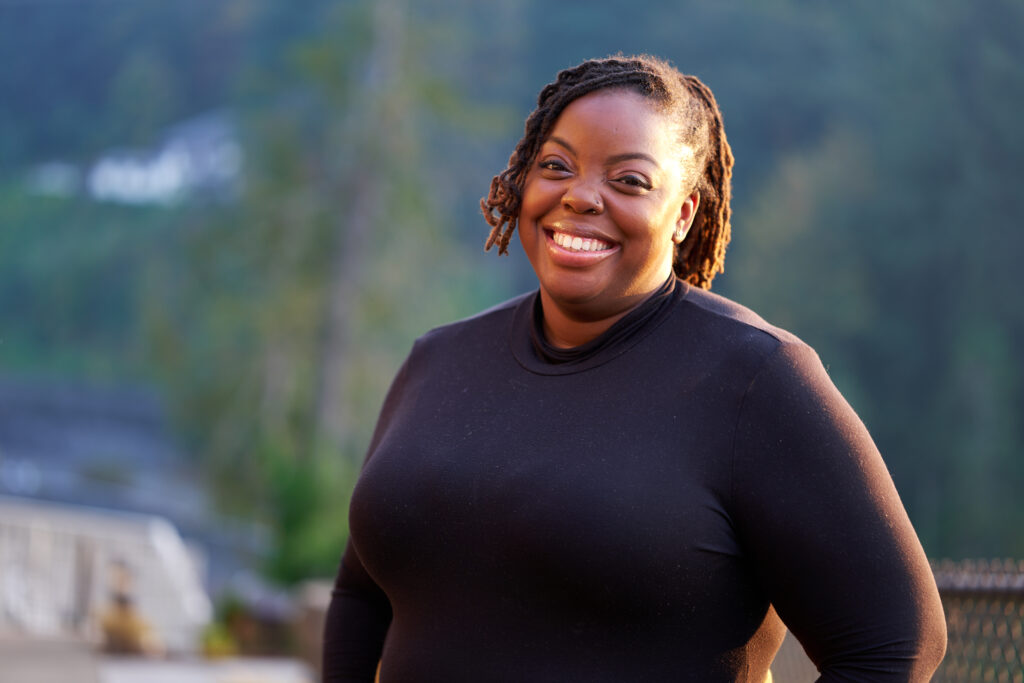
left=0, top=495, right=211, bottom=653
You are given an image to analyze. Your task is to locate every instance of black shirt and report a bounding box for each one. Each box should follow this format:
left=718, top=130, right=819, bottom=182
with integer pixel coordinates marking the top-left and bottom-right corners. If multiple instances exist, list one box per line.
left=324, top=278, right=946, bottom=682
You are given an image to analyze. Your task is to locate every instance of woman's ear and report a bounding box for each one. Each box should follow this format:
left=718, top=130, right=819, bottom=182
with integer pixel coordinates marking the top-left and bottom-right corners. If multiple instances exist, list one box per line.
left=673, top=191, right=700, bottom=244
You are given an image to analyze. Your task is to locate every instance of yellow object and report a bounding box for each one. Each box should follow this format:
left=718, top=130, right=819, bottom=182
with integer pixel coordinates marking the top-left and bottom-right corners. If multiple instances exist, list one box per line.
left=98, top=601, right=162, bottom=656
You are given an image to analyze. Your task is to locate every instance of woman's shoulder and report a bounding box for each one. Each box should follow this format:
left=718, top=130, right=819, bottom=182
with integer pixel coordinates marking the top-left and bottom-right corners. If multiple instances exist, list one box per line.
left=671, top=284, right=813, bottom=368
left=408, top=291, right=533, bottom=360
left=677, top=284, right=803, bottom=348
left=675, top=286, right=848, bottom=412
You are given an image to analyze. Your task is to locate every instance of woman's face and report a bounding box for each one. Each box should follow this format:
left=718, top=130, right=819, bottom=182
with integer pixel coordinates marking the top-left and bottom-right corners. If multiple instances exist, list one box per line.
left=518, top=88, right=698, bottom=322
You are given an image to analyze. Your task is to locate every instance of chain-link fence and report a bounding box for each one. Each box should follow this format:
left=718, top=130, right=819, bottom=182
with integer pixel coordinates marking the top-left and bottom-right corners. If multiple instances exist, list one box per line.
left=769, top=559, right=1024, bottom=682
left=933, top=559, right=1024, bottom=683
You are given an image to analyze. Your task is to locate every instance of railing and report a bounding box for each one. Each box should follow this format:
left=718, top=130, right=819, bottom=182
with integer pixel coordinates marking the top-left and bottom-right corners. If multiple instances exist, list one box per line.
left=0, top=495, right=211, bottom=653
left=769, top=559, right=1024, bottom=682
left=933, top=559, right=1024, bottom=683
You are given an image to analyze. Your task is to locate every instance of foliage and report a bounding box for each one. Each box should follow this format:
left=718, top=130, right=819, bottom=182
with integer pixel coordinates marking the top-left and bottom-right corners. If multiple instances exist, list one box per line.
left=200, top=620, right=238, bottom=659
left=1, top=0, right=1022, bottom=578
left=721, top=0, right=1024, bottom=556
left=134, top=0, right=506, bottom=576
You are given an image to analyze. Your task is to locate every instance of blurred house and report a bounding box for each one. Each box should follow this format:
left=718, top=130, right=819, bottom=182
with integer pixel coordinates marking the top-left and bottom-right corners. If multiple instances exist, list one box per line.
left=27, top=110, right=242, bottom=205
left=0, top=379, right=202, bottom=519
left=0, top=379, right=268, bottom=599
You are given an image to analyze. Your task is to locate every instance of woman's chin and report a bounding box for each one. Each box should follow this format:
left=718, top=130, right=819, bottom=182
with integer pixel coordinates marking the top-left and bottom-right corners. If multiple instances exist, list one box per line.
left=540, top=278, right=603, bottom=306
left=539, top=283, right=624, bottom=321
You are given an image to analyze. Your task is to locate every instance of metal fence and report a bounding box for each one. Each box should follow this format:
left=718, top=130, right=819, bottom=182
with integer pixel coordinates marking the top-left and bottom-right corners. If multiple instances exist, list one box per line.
left=933, top=559, right=1024, bottom=683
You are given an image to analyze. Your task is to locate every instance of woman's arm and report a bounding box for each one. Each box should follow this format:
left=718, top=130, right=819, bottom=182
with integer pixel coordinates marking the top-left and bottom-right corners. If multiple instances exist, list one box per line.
left=322, top=351, right=417, bottom=682
left=731, top=341, right=946, bottom=681
left=323, top=541, right=392, bottom=682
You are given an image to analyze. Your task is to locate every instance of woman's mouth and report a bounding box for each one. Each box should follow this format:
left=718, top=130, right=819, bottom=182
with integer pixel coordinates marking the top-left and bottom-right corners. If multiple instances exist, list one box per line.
left=550, top=230, right=614, bottom=253
left=542, top=228, right=619, bottom=266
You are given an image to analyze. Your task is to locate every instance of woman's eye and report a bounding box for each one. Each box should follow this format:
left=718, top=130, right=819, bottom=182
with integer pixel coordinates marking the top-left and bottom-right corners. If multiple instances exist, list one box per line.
left=539, top=160, right=570, bottom=173
left=616, top=174, right=652, bottom=190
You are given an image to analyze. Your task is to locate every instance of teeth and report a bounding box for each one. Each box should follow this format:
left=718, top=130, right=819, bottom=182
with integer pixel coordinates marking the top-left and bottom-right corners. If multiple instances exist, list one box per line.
left=553, top=231, right=612, bottom=253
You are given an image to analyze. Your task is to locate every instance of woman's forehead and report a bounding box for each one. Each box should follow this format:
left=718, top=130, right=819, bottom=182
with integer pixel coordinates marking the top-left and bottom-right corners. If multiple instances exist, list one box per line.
left=543, top=90, right=688, bottom=163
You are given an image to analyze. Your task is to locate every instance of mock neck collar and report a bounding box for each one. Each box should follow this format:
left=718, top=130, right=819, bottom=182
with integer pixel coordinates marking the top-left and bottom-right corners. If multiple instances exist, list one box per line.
left=510, top=276, right=686, bottom=375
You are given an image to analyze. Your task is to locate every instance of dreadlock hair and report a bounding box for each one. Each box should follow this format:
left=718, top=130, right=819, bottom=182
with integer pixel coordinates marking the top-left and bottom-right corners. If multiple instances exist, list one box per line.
left=481, top=55, right=734, bottom=289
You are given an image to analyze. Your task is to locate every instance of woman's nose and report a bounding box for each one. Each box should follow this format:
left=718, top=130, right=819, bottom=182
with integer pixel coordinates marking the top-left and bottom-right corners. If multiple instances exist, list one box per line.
left=562, top=179, right=603, bottom=215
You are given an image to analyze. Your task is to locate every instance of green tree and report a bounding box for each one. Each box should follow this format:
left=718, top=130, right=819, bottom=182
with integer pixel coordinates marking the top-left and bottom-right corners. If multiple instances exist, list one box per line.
left=724, top=0, right=1024, bottom=558
left=143, top=0, right=505, bottom=582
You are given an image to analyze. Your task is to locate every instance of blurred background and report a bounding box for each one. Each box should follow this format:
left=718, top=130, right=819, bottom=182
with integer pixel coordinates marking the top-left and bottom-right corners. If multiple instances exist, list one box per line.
left=1, top=0, right=1022, bottom=680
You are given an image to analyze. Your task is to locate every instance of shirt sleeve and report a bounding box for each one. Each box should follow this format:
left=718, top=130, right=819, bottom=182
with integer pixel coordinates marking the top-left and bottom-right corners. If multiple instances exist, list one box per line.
left=322, top=351, right=416, bottom=682
left=323, top=540, right=392, bottom=682
left=730, top=341, right=946, bottom=681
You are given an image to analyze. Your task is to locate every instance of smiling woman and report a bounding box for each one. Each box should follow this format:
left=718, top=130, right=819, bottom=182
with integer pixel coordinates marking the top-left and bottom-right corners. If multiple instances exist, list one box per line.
left=517, top=89, right=698, bottom=346
left=323, top=55, right=947, bottom=682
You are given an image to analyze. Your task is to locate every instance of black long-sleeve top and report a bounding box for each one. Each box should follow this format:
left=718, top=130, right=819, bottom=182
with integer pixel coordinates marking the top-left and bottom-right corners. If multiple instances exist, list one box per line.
left=324, top=278, right=946, bottom=682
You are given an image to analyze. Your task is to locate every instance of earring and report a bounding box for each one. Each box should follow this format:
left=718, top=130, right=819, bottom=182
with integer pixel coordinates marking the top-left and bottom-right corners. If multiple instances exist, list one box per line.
left=673, top=225, right=687, bottom=243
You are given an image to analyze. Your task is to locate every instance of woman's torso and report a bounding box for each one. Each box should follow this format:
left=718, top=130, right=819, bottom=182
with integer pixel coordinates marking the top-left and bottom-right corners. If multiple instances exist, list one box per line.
left=348, top=282, right=793, bottom=682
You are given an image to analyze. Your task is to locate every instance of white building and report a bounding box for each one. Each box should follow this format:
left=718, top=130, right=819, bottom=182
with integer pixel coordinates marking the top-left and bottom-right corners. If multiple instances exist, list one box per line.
left=27, top=110, right=242, bottom=206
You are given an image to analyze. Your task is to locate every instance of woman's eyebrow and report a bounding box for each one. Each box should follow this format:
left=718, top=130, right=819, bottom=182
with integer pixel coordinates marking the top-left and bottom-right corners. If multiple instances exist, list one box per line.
left=606, top=152, right=660, bottom=168
left=546, top=137, right=659, bottom=168
left=548, top=136, right=577, bottom=155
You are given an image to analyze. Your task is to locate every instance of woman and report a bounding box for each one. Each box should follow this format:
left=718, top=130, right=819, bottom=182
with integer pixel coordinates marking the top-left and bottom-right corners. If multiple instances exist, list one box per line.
left=324, top=55, right=946, bottom=682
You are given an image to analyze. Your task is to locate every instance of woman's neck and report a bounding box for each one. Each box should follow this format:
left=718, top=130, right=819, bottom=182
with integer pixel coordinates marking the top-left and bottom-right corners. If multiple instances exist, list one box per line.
left=537, top=289, right=652, bottom=349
